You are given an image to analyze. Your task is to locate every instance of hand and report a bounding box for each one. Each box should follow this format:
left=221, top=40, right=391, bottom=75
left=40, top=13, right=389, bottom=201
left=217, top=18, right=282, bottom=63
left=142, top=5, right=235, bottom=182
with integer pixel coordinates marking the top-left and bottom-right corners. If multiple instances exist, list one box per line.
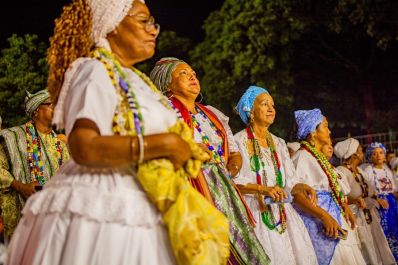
left=166, top=134, right=191, bottom=170
left=292, top=183, right=317, bottom=206
left=197, top=143, right=212, bottom=160
left=320, top=212, right=343, bottom=239
left=344, top=206, right=356, bottom=229
left=12, top=180, right=40, bottom=199
left=262, top=185, right=288, bottom=203
left=356, top=197, right=366, bottom=209
left=377, top=198, right=389, bottom=209
left=226, top=163, right=240, bottom=177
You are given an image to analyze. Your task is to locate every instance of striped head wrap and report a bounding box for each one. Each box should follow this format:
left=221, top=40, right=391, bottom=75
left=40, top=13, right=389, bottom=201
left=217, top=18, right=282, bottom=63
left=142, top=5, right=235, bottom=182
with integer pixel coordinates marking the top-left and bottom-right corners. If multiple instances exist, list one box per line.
left=294, top=108, right=324, bottom=141
left=235, top=85, right=269, bottom=124
left=150, top=57, right=186, bottom=94
left=25, top=89, right=50, bottom=116
left=365, top=142, right=386, bottom=163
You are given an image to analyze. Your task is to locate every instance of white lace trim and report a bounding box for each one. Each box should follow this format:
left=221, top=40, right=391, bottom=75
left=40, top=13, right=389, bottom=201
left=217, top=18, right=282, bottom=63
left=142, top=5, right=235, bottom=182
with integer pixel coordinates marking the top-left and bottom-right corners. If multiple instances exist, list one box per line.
left=22, top=162, right=161, bottom=227
left=22, top=182, right=161, bottom=227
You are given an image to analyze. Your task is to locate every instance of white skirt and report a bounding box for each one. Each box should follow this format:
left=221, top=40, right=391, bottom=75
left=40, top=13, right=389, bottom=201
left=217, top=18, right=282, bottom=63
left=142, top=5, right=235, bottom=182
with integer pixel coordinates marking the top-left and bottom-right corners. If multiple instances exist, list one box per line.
left=246, top=197, right=318, bottom=265
left=6, top=161, right=175, bottom=265
left=330, top=217, right=366, bottom=265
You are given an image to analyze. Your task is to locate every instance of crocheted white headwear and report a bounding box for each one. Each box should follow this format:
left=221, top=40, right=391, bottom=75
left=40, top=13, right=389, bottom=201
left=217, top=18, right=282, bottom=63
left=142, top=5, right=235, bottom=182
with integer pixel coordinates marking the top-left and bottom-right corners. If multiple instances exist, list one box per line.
left=90, top=0, right=144, bottom=49
left=53, top=0, right=145, bottom=129
left=390, top=157, right=398, bottom=170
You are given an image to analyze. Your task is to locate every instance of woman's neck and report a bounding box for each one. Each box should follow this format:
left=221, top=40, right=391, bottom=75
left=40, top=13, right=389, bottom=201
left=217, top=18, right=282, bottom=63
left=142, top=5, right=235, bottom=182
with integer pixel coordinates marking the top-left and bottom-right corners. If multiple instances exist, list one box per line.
left=173, top=95, right=196, bottom=114
left=373, top=163, right=384, bottom=169
left=34, top=120, right=52, bottom=134
left=345, top=160, right=360, bottom=174
left=252, top=123, right=269, bottom=140
left=108, top=44, right=138, bottom=68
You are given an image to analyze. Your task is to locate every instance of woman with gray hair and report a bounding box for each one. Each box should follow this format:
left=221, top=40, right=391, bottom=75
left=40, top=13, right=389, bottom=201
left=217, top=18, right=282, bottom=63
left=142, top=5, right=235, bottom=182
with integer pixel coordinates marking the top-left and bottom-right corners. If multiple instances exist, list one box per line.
left=6, top=1, right=230, bottom=265
left=150, top=58, right=270, bottom=265
left=334, top=138, right=395, bottom=265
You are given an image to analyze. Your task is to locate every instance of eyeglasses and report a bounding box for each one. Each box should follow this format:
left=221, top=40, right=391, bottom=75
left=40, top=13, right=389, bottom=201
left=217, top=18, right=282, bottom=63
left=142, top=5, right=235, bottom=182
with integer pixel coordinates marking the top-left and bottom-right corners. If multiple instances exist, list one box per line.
left=127, top=14, right=160, bottom=35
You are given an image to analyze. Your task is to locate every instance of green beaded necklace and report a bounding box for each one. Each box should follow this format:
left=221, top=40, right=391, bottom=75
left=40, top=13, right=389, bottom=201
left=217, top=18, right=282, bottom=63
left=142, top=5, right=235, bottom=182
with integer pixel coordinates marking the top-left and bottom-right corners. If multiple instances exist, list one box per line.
left=247, top=126, right=287, bottom=234
left=301, top=140, right=346, bottom=214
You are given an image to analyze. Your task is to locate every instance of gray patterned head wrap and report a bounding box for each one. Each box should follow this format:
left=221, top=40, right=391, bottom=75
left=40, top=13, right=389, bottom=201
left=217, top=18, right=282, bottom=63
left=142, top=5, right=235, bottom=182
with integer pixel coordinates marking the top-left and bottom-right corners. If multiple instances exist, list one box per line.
left=25, top=89, right=50, bottom=116
left=150, top=57, right=186, bottom=94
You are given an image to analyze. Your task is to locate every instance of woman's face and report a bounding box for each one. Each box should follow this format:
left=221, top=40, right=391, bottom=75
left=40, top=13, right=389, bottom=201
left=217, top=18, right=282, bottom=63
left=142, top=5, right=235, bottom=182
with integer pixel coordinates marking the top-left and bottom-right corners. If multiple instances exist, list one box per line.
left=371, top=147, right=386, bottom=166
left=250, top=93, right=276, bottom=127
left=313, top=117, right=331, bottom=147
left=34, top=100, right=54, bottom=126
left=108, top=1, right=158, bottom=64
left=353, top=145, right=364, bottom=163
left=321, top=144, right=333, bottom=160
left=168, top=63, right=200, bottom=101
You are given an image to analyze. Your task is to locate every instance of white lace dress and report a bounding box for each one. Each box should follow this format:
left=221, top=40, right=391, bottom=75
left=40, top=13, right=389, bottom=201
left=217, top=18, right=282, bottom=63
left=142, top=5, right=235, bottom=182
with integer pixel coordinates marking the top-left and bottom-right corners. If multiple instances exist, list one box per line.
left=6, top=59, right=177, bottom=265
left=293, top=149, right=366, bottom=265
left=338, top=166, right=395, bottom=265
left=234, top=130, right=317, bottom=265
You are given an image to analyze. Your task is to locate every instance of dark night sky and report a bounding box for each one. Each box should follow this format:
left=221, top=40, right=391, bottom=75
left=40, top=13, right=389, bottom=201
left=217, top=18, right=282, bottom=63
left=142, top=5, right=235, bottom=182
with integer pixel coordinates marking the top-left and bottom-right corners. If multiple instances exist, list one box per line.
left=0, top=0, right=223, bottom=49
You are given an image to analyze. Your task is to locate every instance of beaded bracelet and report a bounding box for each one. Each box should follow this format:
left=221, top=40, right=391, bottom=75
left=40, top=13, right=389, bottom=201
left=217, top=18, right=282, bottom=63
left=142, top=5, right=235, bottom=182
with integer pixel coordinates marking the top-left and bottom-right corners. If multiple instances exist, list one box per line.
left=130, top=137, right=135, bottom=161
left=138, top=134, right=145, bottom=163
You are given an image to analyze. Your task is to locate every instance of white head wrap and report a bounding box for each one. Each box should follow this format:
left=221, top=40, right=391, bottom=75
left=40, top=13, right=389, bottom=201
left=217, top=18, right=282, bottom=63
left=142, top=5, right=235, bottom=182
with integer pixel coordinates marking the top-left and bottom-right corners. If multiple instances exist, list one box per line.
left=390, top=157, right=398, bottom=170
left=334, top=138, right=360, bottom=160
left=90, top=0, right=144, bottom=49
left=287, top=142, right=301, bottom=153
left=53, top=0, right=145, bottom=129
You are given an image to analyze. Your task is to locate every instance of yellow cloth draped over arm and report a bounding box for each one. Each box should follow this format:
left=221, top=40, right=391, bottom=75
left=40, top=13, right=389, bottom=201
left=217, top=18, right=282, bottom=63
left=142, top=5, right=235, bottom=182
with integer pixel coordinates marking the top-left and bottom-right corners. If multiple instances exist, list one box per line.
left=137, top=121, right=230, bottom=265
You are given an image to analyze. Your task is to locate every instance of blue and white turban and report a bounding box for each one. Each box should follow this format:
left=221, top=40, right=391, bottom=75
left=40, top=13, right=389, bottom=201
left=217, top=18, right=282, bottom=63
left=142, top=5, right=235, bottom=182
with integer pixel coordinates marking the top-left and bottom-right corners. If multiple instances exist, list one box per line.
left=294, top=108, right=324, bottom=141
left=365, top=142, right=387, bottom=163
left=235, top=85, right=269, bottom=124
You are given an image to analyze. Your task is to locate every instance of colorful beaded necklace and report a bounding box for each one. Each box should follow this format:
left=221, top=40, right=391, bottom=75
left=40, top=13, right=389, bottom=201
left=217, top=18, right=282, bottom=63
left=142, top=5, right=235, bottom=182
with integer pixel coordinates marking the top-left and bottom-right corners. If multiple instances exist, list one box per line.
left=92, top=48, right=172, bottom=137
left=345, top=165, right=372, bottom=223
left=301, top=141, right=346, bottom=214
left=92, top=48, right=145, bottom=135
left=191, top=106, right=225, bottom=165
left=246, top=126, right=287, bottom=234
left=26, top=121, right=63, bottom=185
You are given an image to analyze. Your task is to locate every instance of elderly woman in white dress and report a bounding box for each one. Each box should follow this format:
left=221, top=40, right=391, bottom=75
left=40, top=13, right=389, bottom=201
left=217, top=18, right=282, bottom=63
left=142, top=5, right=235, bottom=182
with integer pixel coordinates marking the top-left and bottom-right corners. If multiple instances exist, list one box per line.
left=233, top=86, right=318, bottom=265
left=334, top=138, right=395, bottom=265
left=292, top=108, right=366, bottom=265
left=5, top=0, right=230, bottom=264
left=362, top=142, right=398, bottom=262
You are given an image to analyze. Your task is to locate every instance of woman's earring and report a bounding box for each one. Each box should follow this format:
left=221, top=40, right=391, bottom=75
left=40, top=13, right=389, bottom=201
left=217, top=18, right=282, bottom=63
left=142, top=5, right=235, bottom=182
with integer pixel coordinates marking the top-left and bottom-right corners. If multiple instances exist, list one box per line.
left=195, top=92, right=203, bottom=103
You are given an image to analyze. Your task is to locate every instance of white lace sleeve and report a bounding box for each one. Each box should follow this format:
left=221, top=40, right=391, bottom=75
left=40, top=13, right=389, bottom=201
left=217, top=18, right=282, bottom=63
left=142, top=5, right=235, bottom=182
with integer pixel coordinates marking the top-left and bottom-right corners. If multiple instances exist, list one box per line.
left=63, top=59, right=118, bottom=136
left=233, top=130, right=254, bottom=185
left=206, top=105, right=239, bottom=153
left=275, top=136, right=299, bottom=192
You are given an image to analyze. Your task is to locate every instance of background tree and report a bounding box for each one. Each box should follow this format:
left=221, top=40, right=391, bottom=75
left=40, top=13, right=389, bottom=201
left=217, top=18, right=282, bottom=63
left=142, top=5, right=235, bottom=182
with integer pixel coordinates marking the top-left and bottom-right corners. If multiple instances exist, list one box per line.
left=0, top=34, right=48, bottom=127
left=192, top=0, right=398, bottom=139
left=137, top=31, right=194, bottom=74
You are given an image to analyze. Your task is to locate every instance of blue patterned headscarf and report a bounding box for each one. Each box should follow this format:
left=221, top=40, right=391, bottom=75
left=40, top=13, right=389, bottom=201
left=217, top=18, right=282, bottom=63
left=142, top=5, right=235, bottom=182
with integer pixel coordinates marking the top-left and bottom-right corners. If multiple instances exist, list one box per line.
left=235, top=85, right=269, bottom=124
left=365, top=142, right=387, bottom=163
left=294, top=108, right=324, bottom=141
